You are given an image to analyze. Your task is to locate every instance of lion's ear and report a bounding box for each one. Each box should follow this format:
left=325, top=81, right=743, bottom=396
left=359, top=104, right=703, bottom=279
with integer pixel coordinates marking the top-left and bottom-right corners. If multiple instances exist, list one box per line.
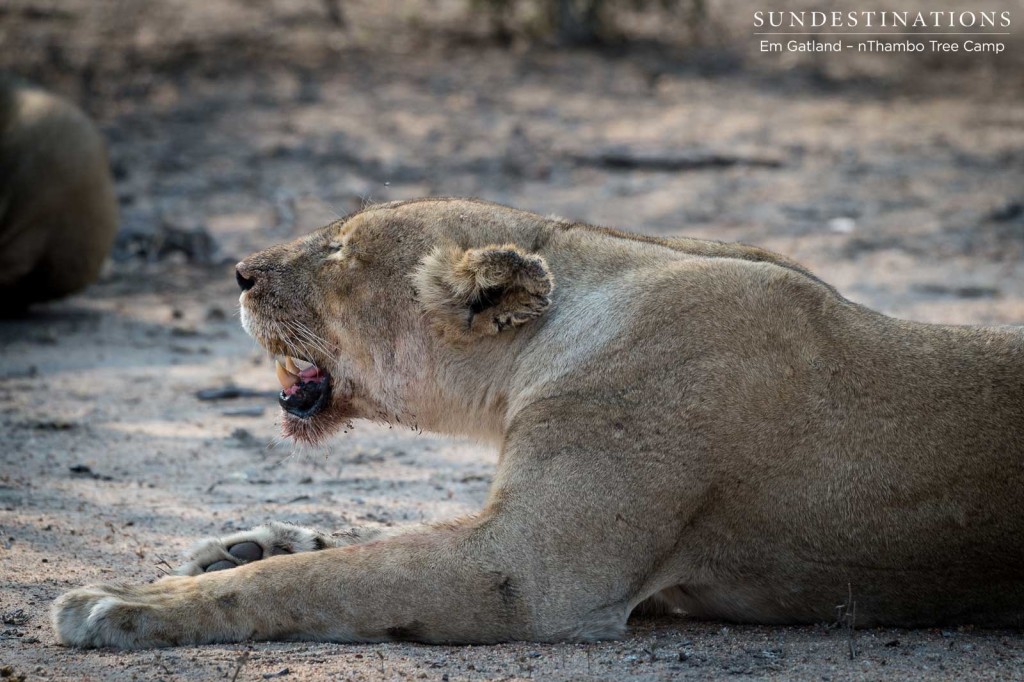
left=413, top=243, right=554, bottom=341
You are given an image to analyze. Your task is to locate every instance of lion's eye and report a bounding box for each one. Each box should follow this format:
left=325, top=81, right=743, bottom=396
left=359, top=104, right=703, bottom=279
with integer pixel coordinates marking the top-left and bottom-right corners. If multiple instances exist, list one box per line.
left=326, top=241, right=346, bottom=260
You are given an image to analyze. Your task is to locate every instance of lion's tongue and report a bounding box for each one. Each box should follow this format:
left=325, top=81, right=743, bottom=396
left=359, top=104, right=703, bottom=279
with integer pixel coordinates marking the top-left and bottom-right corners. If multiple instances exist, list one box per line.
left=299, top=365, right=323, bottom=381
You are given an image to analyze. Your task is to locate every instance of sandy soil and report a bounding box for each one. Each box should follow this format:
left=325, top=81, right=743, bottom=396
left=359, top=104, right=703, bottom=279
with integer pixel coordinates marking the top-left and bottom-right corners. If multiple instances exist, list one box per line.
left=2, top=1, right=1024, bottom=679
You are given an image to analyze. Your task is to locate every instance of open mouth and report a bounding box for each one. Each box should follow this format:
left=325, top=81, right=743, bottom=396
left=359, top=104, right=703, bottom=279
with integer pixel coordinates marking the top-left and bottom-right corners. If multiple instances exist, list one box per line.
left=274, top=356, right=332, bottom=419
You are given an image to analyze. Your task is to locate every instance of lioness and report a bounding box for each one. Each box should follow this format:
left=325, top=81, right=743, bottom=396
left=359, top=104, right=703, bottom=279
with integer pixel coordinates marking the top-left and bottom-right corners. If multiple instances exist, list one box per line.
left=0, top=77, right=118, bottom=313
left=53, top=198, right=1024, bottom=648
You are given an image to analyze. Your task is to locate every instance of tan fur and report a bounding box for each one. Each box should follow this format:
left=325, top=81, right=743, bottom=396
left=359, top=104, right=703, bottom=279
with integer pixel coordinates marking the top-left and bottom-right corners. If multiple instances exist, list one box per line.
left=0, top=77, right=118, bottom=311
left=53, top=198, right=1024, bottom=648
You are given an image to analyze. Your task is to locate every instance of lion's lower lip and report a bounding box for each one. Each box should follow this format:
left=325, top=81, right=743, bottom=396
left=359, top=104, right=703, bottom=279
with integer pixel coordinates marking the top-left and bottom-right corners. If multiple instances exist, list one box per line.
left=278, top=371, right=332, bottom=418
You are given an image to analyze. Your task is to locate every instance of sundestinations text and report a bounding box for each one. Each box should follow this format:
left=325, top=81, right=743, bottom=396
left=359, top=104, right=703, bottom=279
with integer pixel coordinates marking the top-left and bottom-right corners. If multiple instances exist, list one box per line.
left=754, top=11, right=1011, bottom=29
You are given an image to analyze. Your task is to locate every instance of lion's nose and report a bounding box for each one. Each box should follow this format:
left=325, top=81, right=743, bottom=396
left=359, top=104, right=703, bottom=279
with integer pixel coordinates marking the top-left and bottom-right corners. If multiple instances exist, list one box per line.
left=235, top=262, right=256, bottom=292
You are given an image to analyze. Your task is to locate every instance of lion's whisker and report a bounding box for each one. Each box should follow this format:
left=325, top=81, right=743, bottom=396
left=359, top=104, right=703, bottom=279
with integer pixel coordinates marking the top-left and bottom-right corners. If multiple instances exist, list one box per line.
left=280, top=319, right=335, bottom=363
left=290, top=319, right=336, bottom=360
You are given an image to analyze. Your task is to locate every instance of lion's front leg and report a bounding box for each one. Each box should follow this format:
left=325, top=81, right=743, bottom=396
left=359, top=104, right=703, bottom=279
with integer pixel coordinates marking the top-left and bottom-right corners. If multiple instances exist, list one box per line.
left=173, top=521, right=398, bottom=575
left=52, top=517, right=633, bottom=648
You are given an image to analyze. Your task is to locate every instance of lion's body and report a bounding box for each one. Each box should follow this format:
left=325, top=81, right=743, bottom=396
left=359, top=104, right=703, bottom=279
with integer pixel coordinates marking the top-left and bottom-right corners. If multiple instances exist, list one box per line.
left=54, top=199, right=1024, bottom=647
left=520, top=229, right=1024, bottom=627
left=0, top=77, right=118, bottom=311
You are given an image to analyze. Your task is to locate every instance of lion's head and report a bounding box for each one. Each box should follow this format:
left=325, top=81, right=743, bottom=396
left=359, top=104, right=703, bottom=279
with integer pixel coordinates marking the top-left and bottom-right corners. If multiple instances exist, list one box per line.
left=236, top=199, right=555, bottom=444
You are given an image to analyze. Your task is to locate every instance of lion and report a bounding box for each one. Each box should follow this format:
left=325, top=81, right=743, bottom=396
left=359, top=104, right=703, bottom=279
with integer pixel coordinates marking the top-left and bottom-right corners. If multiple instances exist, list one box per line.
left=0, top=77, right=118, bottom=313
left=52, top=198, right=1024, bottom=648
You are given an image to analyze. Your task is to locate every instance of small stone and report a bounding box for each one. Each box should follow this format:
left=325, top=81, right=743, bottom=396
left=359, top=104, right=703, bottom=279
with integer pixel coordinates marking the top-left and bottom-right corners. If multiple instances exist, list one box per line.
left=221, top=405, right=265, bottom=417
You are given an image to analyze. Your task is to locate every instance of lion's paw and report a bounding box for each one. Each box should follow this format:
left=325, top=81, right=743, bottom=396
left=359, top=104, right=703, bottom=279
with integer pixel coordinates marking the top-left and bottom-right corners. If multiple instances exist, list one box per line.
left=174, top=521, right=332, bottom=576
left=52, top=583, right=161, bottom=648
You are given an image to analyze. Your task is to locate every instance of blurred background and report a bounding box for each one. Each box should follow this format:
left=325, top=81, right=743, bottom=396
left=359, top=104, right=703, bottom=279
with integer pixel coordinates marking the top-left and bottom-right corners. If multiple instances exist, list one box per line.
left=2, top=2, right=1024, bottom=679
left=2, top=0, right=1022, bottom=305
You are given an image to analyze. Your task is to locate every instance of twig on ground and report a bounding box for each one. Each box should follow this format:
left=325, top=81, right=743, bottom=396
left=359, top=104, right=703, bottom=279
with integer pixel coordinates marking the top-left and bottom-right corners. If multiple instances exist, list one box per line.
left=835, top=583, right=858, bottom=660
left=230, top=649, right=251, bottom=682
left=569, top=148, right=784, bottom=172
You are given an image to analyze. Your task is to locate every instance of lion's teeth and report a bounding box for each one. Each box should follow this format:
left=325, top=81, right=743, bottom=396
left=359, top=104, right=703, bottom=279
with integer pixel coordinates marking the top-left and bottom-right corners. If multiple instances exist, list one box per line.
left=285, top=356, right=301, bottom=374
left=293, top=358, right=314, bottom=372
left=276, top=359, right=300, bottom=390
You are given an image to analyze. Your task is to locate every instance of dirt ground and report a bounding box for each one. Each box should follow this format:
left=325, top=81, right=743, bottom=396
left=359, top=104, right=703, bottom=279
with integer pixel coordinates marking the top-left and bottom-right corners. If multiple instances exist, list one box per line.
left=2, top=1, right=1024, bottom=679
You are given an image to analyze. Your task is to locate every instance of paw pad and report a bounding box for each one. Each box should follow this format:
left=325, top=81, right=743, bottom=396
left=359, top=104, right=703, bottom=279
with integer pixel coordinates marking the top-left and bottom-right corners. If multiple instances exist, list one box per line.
left=228, top=541, right=264, bottom=562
